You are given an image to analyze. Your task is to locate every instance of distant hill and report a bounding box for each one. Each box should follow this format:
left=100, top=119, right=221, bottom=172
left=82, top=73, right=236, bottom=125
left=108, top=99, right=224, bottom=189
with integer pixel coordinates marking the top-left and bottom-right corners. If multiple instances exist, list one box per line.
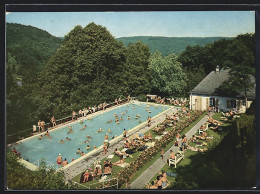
left=117, top=36, right=233, bottom=56
left=6, top=23, right=63, bottom=81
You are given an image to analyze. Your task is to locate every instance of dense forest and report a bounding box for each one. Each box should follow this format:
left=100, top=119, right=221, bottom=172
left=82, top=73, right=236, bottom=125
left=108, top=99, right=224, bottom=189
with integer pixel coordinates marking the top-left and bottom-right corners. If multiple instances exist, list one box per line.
left=6, top=22, right=255, bottom=144
left=117, top=36, right=233, bottom=56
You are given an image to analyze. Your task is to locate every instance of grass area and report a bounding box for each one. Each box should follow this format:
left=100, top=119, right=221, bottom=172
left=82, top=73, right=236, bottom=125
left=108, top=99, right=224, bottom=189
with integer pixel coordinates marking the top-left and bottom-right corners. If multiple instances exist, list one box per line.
left=71, top=110, right=206, bottom=189
left=146, top=112, right=233, bottom=189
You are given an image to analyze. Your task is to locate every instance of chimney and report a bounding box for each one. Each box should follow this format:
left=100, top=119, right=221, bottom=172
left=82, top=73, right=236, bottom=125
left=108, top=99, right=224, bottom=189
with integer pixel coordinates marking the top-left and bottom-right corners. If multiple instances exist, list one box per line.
left=216, top=65, right=220, bottom=74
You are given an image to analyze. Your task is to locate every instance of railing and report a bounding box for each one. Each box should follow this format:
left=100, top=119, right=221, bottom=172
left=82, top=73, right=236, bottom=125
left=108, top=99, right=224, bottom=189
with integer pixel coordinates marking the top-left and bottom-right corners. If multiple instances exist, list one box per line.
left=69, top=180, right=90, bottom=189
left=88, top=177, right=118, bottom=189
left=6, top=97, right=131, bottom=144
left=68, top=178, right=119, bottom=190
left=32, top=159, right=57, bottom=169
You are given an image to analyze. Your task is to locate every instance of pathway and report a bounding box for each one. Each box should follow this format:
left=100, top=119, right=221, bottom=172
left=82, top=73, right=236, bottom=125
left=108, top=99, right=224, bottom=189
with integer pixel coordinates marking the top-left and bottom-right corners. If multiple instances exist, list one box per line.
left=130, top=113, right=210, bottom=189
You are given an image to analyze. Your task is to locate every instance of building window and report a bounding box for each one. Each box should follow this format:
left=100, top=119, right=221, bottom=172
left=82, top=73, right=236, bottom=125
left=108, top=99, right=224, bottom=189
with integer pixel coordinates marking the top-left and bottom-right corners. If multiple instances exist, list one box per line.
left=227, top=100, right=236, bottom=109
left=210, top=98, right=215, bottom=107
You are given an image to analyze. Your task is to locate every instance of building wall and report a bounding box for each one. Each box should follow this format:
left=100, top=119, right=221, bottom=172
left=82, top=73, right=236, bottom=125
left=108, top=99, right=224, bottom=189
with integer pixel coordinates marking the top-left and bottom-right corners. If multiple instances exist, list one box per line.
left=190, top=94, right=252, bottom=113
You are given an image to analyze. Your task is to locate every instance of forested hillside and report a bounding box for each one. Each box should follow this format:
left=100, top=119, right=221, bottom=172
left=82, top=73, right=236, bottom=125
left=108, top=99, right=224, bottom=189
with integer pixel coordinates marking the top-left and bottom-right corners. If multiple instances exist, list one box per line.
left=6, top=23, right=63, bottom=82
left=117, top=36, right=233, bottom=56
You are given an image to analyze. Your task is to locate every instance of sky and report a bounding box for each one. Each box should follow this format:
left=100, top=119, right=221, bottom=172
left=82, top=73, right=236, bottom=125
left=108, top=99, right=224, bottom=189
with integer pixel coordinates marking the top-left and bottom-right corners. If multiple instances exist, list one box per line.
left=5, top=11, right=255, bottom=38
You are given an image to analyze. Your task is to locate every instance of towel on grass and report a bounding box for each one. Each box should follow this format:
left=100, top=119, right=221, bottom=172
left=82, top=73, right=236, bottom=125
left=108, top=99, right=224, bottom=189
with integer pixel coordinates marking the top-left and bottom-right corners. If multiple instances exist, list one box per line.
left=155, top=136, right=162, bottom=140
left=166, top=172, right=177, bottom=177
left=117, top=162, right=130, bottom=168
left=145, top=142, right=155, bottom=148
left=107, top=154, right=114, bottom=159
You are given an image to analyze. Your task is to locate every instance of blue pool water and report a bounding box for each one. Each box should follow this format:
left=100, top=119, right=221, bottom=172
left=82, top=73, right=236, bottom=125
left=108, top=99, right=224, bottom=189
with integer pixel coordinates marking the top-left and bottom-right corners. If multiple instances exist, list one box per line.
left=12, top=102, right=170, bottom=168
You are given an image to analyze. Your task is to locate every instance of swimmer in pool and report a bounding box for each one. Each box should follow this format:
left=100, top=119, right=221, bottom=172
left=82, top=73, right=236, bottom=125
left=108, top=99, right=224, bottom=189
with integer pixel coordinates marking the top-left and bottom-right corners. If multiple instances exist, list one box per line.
left=79, top=120, right=83, bottom=124
left=39, top=135, right=43, bottom=140
left=76, top=148, right=81, bottom=154
left=114, top=113, right=117, bottom=117
left=128, top=116, right=131, bottom=120
left=106, top=120, right=113, bottom=123
left=59, top=139, right=64, bottom=144
left=44, top=131, right=49, bottom=137
left=107, top=128, right=111, bottom=133
left=116, top=121, right=120, bottom=124
left=120, top=117, right=123, bottom=120
left=86, top=144, right=90, bottom=150
left=81, top=125, right=87, bottom=130
left=94, top=145, right=97, bottom=149
left=66, top=137, right=71, bottom=141
left=86, top=135, right=92, bottom=139
left=97, top=128, right=103, bottom=133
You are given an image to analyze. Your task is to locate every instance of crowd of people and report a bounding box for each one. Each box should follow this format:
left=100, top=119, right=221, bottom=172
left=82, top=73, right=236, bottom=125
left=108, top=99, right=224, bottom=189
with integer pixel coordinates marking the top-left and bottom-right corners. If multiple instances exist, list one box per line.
left=147, top=95, right=188, bottom=107
left=147, top=170, right=170, bottom=189
left=80, top=160, right=113, bottom=183
left=34, top=96, right=132, bottom=134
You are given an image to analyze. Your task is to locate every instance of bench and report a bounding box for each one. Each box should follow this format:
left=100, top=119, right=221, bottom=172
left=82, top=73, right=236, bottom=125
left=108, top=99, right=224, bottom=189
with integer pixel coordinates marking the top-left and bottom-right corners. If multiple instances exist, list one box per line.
left=198, top=123, right=208, bottom=134
left=168, top=151, right=185, bottom=168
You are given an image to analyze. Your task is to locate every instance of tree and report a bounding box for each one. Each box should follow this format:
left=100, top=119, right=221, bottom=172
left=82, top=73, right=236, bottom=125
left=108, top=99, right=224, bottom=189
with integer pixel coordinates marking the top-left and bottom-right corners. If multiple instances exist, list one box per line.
left=122, top=41, right=151, bottom=97
left=149, top=51, right=187, bottom=97
left=6, top=151, right=77, bottom=190
left=218, top=33, right=255, bottom=104
left=36, top=23, right=126, bottom=119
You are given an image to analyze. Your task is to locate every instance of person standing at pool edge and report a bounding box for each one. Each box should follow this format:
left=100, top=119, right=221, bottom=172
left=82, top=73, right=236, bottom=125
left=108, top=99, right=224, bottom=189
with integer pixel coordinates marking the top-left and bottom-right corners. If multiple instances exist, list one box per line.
left=123, top=129, right=127, bottom=138
left=56, top=154, right=62, bottom=165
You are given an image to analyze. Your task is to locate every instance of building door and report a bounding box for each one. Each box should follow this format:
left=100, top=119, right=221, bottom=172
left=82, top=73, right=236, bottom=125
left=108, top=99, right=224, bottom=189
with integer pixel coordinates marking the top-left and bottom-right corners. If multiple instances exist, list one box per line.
left=210, top=98, right=215, bottom=107
left=215, top=98, right=219, bottom=112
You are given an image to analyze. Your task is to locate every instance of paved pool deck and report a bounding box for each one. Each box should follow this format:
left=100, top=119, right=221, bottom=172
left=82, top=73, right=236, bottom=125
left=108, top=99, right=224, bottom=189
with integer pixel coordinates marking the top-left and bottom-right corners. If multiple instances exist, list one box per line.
left=63, top=104, right=177, bottom=181
left=129, top=113, right=211, bottom=189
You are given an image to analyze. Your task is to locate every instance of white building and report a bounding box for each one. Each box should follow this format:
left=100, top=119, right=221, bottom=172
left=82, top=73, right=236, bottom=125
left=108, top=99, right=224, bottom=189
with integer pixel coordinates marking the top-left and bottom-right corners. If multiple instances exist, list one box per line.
left=189, top=66, right=255, bottom=113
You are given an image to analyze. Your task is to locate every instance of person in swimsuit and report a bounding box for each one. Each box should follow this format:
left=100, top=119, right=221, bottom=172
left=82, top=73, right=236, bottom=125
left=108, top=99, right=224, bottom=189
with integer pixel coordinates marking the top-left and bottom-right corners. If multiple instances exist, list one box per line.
left=81, top=125, right=87, bottom=130
left=123, top=129, right=127, bottom=138
left=113, top=155, right=125, bottom=166
left=83, top=170, right=90, bottom=182
left=50, top=116, right=56, bottom=127
left=147, top=181, right=158, bottom=189
left=61, top=158, right=68, bottom=166
left=76, top=148, right=81, bottom=154
left=161, top=148, right=164, bottom=159
left=161, top=171, right=169, bottom=188
left=44, top=131, right=49, bottom=137
left=156, top=175, right=163, bottom=189
left=56, top=154, right=62, bottom=165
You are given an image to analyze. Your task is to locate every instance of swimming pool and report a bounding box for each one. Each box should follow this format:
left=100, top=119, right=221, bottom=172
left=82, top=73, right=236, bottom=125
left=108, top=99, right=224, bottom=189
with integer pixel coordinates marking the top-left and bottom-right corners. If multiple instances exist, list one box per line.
left=11, top=102, right=170, bottom=169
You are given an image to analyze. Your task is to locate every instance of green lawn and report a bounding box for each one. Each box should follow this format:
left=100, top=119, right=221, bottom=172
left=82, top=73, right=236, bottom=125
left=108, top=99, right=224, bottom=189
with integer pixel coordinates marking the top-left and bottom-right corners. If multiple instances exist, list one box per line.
left=146, top=112, right=233, bottom=189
